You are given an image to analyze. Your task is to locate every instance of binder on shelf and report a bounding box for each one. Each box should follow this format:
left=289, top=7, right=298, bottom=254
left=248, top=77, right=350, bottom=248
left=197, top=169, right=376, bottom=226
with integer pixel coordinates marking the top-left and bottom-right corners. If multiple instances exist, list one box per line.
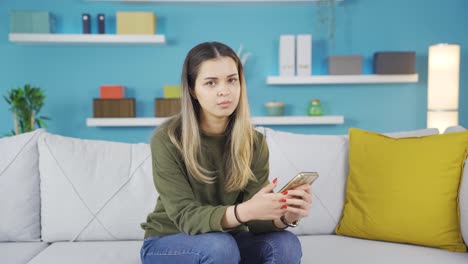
left=93, top=98, right=135, bottom=118
left=296, top=34, right=312, bottom=76
left=279, top=35, right=295, bottom=76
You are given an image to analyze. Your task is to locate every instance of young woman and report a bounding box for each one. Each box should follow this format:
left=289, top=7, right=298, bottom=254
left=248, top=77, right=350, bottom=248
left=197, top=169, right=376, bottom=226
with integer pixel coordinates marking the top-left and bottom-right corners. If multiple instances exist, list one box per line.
left=141, top=42, right=312, bottom=264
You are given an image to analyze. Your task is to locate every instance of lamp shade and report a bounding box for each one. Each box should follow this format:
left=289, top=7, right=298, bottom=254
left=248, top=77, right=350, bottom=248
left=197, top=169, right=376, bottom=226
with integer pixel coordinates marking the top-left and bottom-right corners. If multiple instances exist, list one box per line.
left=427, top=44, right=460, bottom=132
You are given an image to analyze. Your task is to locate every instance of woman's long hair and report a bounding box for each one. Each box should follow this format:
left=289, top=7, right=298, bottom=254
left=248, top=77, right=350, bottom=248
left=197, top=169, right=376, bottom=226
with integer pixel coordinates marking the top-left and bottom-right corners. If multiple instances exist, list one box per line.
left=164, top=42, right=255, bottom=192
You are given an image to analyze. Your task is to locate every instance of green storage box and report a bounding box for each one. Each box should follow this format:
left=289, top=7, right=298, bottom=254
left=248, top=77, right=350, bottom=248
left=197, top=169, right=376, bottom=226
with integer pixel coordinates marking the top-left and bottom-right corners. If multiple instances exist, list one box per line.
left=10, top=11, right=54, bottom=33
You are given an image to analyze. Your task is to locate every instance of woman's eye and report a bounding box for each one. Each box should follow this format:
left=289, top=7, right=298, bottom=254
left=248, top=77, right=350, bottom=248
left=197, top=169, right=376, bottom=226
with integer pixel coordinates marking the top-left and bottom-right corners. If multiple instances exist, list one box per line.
left=229, top=78, right=238, bottom=84
left=205, top=81, right=216, bottom=86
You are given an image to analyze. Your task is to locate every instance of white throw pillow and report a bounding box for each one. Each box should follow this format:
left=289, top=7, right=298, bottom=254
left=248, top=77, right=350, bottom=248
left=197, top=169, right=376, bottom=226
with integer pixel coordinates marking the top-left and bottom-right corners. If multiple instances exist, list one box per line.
left=38, top=132, right=157, bottom=242
left=461, top=153, right=468, bottom=247
left=444, top=125, right=466, bottom=134
left=256, top=127, right=439, bottom=236
left=0, top=129, right=44, bottom=241
left=444, top=126, right=468, bottom=246
left=258, top=127, right=348, bottom=235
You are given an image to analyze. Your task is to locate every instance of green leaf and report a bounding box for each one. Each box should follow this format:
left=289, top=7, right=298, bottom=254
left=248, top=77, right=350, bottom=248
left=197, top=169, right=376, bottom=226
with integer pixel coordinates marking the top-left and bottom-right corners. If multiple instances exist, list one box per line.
left=35, top=119, right=43, bottom=128
left=3, top=84, right=49, bottom=135
left=3, top=131, right=14, bottom=137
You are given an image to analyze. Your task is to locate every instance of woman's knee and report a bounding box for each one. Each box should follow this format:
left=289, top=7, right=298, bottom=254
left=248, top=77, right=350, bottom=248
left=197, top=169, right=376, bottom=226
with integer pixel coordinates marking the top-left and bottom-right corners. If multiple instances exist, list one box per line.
left=201, top=232, right=240, bottom=263
left=271, top=231, right=302, bottom=261
left=140, top=233, right=240, bottom=264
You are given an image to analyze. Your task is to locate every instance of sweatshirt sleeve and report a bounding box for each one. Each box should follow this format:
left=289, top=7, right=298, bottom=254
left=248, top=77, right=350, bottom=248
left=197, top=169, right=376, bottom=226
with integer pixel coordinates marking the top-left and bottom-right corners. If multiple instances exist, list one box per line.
left=243, top=133, right=285, bottom=234
left=151, top=133, right=229, bottom=235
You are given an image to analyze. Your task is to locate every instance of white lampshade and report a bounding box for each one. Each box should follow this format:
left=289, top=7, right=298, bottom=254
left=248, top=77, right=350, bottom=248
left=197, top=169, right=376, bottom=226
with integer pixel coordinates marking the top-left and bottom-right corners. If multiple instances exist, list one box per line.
left=427, top=44, right=460, bottom=132
left=427, top=111, right=458, bottom=132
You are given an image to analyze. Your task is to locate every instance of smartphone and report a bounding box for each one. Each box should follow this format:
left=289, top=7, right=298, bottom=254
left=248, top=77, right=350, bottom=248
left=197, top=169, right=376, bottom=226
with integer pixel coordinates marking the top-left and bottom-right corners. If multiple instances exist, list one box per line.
left=278, top=172, right=319, bottom=193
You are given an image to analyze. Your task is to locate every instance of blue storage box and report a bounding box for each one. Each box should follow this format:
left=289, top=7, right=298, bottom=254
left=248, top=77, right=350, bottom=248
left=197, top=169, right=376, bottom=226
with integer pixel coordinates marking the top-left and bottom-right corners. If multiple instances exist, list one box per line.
left=10, top=11, right=54, bottom=33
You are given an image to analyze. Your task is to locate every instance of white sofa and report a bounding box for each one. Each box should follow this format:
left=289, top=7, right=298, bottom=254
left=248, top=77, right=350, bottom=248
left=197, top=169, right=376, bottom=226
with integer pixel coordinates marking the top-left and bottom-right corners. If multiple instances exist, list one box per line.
left=1, top=126, right=467, bottom=264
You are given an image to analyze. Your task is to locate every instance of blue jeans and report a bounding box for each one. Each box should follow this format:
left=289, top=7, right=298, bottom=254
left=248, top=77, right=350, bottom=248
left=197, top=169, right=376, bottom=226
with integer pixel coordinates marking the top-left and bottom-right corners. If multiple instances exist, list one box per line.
left=140, top=230, right=302, bottom=264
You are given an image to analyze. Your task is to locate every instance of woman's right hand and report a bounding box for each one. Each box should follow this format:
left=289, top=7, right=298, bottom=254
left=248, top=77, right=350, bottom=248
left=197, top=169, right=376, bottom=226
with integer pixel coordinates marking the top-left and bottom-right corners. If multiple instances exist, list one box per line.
left=237, top=178, right=288, bottom=222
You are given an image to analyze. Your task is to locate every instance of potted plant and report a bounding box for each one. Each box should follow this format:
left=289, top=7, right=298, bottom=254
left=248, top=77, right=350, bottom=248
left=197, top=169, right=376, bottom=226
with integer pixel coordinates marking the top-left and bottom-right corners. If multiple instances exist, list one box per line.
left=3, top=84, right=50, bottom=136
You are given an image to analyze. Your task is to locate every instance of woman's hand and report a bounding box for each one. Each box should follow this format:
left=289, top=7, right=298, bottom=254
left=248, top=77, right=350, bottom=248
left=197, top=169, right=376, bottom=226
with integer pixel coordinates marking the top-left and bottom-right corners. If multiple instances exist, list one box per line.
left=237, top=178, right=288, bottom=222
left=282, top=183, right=312, bottom=223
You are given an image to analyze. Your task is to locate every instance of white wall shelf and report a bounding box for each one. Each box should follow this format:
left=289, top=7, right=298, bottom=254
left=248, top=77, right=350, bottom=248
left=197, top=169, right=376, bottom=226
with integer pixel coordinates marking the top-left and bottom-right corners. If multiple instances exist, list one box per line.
left=266, top=74, right=419, bottom=85
left=9, top=33, right=166, bottom=45
left=253, top=116, right=344, bottom=125
left=86, top=116, right=344, bottom=127
left=85, top=0, right=343, bottom=3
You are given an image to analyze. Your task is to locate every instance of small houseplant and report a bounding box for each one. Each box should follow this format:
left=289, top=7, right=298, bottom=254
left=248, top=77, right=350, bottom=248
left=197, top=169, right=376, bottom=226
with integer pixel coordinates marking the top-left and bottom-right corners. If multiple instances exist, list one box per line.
left=3, top=84, right=50, bottom=136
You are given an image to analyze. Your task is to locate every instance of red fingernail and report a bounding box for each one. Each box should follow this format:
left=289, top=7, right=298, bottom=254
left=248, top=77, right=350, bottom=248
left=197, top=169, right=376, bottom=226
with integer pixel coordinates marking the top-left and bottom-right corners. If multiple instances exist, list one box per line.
left=280, top=198, right=287, bottom=203
left=281, top=205, right=287, bottom=209
left=273, top=178, right=278, bottom=184
left=282, top=191, right=288, bottom=195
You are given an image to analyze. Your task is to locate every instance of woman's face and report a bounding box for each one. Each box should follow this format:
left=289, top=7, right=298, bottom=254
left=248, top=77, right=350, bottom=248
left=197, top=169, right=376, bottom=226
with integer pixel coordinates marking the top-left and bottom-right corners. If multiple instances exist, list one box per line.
left=193, top=56, right=241, bottom=123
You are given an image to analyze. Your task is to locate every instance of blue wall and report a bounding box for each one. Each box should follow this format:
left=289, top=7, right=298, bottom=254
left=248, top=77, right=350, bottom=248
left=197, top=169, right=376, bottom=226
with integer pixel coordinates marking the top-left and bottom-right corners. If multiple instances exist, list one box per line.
left=1, top=0, right=467, bottom=143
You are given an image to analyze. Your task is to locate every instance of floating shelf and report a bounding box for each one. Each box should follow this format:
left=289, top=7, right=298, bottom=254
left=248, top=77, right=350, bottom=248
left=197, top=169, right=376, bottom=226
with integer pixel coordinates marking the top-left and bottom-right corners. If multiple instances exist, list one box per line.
left=85, top=0, right=343, bottom=3
left=253, top=116, right=344, bottom=125
left=266, top=74, right=419, bottom=85
left=86, top=116, right=344, bottom=127
left=9, top=33, right=166, bottom=45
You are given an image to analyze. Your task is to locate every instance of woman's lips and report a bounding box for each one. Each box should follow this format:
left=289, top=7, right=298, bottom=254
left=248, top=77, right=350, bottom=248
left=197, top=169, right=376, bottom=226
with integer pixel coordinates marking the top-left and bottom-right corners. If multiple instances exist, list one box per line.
left=218, top=100, right=232, bottom=107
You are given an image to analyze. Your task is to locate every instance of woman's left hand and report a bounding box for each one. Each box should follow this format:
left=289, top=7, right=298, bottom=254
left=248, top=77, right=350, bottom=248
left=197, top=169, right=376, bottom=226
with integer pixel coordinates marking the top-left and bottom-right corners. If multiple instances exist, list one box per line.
left=282, top=183, right=312, bottom=223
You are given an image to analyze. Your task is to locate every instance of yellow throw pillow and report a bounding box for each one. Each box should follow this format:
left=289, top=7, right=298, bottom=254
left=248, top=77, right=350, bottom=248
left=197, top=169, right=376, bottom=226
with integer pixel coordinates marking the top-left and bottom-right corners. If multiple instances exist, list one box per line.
left=335, top=128, right=468, bottom=252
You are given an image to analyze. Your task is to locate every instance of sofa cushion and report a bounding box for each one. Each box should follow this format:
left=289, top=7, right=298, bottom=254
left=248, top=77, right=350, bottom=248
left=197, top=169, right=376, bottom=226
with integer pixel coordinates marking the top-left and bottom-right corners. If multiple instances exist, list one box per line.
left=259, top=127, right=348, bottom=235
left=27, top=241, right=142, bottom=264
left=0, top=242, right=49, bottom=264
left=461, top=151, right=468, bottom=247
left=445, top=126, right=466, bottom=134
left=336, top=128, right=468, bottom=252
left=445, top=126, right=468, bottom=246
left=380, top=128, right=439, bottom=138
left=299, top=235, right=468, bottom=264
left=257, top=127, right=439, bottom=236
left=38, top=133, right=157, bottom=242
left=0, top=129, right=44, bottom=241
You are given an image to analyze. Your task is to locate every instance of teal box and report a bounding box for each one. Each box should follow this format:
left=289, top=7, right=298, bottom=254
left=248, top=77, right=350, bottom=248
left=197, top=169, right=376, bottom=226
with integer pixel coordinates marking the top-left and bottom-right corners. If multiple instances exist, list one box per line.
left=10, top=11, right=54, bottom=33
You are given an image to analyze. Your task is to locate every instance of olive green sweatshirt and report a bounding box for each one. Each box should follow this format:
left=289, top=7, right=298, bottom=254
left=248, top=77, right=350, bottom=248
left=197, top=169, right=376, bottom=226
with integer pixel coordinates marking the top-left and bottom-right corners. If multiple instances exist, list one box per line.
left=141, top=124, right=283, bottom=238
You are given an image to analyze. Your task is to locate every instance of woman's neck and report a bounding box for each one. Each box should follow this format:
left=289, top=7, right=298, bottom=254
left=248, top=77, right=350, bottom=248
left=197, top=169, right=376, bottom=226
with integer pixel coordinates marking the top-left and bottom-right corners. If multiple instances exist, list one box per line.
left=200, top=116, right=228, bottom=135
